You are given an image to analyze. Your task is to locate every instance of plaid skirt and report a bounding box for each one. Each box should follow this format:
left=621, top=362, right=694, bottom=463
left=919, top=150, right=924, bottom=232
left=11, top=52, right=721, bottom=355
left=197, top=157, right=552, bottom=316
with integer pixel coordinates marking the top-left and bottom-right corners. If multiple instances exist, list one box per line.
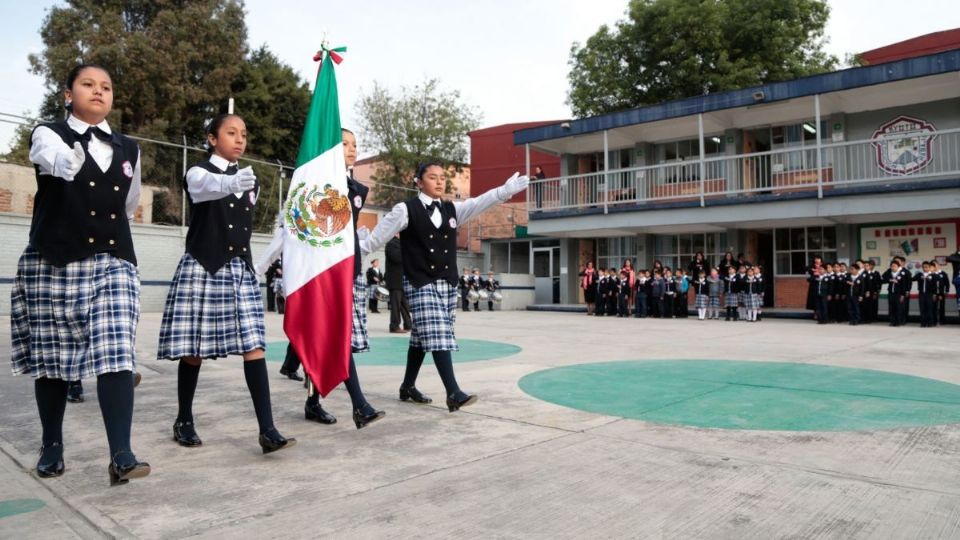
left=351, top=275, right=369, bottom=353
left=708, top=295, right=721, bottom=309
left=724, top=292, right=739, bottom=308
left=157, top=254, right=265, bottom=360
left=10, top=246, right=140, bottom=381
left=404, top=277, right=458, bottom=352
left=695, top=294, right=708, bottom=309
left=746, top=293, right=762, bottom=310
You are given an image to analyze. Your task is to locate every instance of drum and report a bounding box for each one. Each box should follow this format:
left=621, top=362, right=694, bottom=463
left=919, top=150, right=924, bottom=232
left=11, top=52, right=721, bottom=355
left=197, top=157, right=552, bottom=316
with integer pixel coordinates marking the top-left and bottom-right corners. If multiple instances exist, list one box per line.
left=272, top=279, right=284, bottom=297
left=492, top=291, right=503, bottom=304
left=375, top=286, right=390, bottom=302
left=467, top=289, right=480, bottom=303
left=478, top=290, right=490, bottom=302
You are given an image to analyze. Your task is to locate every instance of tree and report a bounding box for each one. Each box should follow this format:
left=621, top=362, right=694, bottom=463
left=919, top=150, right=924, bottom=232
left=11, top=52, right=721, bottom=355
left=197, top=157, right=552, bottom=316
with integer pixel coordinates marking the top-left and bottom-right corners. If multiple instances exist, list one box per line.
left=356, top=80, right=481, bottom=207
left=568, top=0, right=838, bottom=117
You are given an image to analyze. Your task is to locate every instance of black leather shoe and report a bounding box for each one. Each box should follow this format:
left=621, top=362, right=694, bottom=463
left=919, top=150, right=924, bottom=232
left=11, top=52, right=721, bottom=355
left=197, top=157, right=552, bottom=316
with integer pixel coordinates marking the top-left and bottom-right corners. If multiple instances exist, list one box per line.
left=353, top=406, right=386, bottom=429
left=279, top=368, right=304, bottom=381
left=66, top=383, right=83, bottom=403
left=446, top=392, right=478, bottom=412
left=173, top=421, right=202, bottom=447
left=108, top=451, right=150, bottom=486
left=259, top=428, right=296, bottom=454
left=304, top=401, right=337, bottom=424
left=36, top=443, right=64, bottom=478
left=399, top=386, right=432, bottom=404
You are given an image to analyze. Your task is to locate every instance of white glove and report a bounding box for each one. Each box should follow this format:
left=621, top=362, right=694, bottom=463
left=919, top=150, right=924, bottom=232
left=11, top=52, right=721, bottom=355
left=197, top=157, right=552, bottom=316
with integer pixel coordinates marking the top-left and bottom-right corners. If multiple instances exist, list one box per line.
left=55, top=142, right=86, bottom=181
left=223, top=166, right=256, bottom=193
left=356, top=226, right=370, bottom=242
left=501, top=172, right=530, bottom=198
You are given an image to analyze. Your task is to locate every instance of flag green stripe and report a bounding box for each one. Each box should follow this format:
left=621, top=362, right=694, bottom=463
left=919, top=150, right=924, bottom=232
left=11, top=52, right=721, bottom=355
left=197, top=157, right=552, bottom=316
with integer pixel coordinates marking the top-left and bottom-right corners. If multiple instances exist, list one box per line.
left=295, top=53, right=342, bottom=168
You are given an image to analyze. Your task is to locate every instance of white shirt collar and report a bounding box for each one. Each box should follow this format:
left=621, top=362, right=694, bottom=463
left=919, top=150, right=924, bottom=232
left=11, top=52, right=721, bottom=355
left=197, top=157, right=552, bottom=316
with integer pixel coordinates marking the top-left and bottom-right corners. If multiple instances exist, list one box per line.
left=209, top=153, right=238, bottom=172
left=67, top=115, right=112, bottom=136
left=418, top=192, right=441, bottom=206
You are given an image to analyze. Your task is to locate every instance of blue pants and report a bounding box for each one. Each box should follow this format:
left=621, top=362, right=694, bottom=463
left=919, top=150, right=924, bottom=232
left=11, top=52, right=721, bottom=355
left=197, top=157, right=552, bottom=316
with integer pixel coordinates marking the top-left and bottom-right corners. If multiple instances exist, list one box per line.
left=635, top=293, right=647, bottom=317
left=847, top=295, right=860, bottom=324
left=816, top=296, right=829, bottom=323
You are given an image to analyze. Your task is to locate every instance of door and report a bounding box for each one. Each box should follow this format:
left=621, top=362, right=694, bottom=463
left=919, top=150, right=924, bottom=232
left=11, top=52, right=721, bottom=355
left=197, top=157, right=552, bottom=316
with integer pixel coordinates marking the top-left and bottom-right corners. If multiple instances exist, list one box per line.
left=756, top=230, right=775, bottom=307
left=533, top=247, right=561, bottom=304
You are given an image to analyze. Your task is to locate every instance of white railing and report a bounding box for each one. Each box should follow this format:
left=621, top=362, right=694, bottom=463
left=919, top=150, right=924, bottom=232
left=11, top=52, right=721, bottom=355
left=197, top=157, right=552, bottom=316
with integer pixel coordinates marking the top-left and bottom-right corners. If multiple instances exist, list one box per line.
left=527, top=128, right=960, bottom=213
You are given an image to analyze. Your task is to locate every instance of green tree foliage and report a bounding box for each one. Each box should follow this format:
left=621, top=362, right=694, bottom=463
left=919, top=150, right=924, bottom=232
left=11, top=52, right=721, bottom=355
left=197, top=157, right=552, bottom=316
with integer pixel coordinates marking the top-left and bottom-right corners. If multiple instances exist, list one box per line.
left=568, top=0, right=838, bottom=117
left=6, top=0, right=311, bottom=230
left=356, top=80, right=480, bottom=207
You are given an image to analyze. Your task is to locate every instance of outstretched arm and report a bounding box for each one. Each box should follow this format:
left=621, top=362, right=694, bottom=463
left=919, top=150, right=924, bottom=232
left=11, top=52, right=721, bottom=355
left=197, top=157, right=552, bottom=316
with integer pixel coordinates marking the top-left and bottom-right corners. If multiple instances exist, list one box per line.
left=360, top=202, right=409, bottom=255
left=453, top=172, right=528, bottom=225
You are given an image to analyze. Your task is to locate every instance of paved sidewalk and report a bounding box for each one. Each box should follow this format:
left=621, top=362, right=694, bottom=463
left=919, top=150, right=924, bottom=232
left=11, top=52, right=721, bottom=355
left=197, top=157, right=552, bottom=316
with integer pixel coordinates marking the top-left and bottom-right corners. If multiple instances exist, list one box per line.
left=0, top=310, right=958, bottom=539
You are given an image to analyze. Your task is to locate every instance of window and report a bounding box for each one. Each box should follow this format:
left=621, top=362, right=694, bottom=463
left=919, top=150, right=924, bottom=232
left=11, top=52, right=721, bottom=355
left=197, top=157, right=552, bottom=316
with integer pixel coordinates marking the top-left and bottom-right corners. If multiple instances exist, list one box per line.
left=774, top=227, right=837, bottom=275
left=653, top=233, right=729, bottom=272
left=770, top=120, right=830, bottom=172
left=656, top=137, right=725, bottom=184
left=489, top=240, right=532, bottom=274
left=597, top=236, right=637, bottom=271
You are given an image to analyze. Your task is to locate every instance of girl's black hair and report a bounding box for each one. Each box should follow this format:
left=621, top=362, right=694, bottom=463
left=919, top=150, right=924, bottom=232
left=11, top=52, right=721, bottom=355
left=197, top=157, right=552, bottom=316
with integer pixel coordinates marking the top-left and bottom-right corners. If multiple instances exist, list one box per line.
left=64, top=64, right=111, bottom=112
left=205, top=113, right=240, bottom=154
left=415, top=161, right=444, bottom=181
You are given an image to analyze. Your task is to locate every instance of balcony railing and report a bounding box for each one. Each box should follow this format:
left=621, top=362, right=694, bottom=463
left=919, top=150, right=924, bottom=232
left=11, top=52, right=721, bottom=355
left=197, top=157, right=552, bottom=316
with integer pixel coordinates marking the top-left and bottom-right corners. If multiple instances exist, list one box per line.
left=527, top=127, right=960, bottom=214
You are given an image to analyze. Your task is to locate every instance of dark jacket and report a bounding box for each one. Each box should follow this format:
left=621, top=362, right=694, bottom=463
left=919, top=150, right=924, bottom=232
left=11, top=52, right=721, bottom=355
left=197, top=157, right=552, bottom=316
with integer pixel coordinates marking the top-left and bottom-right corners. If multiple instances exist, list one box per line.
left=384, top=237, right=404, bottom=290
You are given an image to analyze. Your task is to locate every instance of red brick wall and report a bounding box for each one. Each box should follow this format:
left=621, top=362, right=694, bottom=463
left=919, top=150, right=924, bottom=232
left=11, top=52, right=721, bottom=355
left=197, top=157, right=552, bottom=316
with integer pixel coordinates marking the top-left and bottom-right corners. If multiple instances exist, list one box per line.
left=25, top=194, right=34, bottom=214
left=775, top=276, right=809, bottom=308
left=0, top=189, right=11, bottom=212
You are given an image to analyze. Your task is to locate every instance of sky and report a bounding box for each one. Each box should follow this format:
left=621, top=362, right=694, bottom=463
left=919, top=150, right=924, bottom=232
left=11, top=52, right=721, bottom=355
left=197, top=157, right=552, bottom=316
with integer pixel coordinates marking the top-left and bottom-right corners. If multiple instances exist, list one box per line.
left=1, top=0, right=959, bottom=156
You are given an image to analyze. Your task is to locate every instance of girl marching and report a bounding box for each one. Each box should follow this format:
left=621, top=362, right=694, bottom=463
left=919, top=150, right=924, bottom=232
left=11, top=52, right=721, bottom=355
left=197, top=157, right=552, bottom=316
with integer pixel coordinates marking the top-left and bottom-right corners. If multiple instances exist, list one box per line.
left=360, top=164, right=528, bottom=411
left=11, top=64, right=149, bottom=484
left=157, top=114, right=295, bottom=454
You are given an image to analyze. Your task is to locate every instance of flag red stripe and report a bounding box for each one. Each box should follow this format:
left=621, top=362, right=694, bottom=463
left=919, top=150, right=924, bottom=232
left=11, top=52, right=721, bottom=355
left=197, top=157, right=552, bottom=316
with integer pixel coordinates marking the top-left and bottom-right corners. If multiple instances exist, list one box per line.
left=283, top=256, right=354, bottom=397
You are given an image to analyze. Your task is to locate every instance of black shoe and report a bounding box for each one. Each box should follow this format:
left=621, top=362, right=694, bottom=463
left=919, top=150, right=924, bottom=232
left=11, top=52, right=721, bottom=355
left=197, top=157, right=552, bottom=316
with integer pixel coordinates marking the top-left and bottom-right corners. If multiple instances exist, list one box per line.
left=399, top=386, right=432, bottom=404
left=108, top=451, right=150, bottom=486
left=172, top=421, right=202, bottom=447
left=353, top=406, right=386, bottom=429
left=304, top=401, right=337, bottom=424
left=36, top=443, right=64, bottom=478
left=66, top=383, right=83, bottom=403
left=259, top=428, right=296, bottom=455
left=279, top=368, right=304, bottom=381
left=446, top=392, right=478, bottom=412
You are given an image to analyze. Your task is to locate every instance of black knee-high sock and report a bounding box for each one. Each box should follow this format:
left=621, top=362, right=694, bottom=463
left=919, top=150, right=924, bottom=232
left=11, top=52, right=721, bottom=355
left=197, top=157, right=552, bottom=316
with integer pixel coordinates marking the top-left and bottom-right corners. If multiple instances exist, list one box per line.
left=432, top=351, right=461, bottom=397
left=97, top=371, right=134, bottom=458
left=243, top=358, right=275, bottom=433
left=177, top=361, right=201, bottom=423
left=402, top=347, right=426, bottom=388
left=343, top=355, right=368, bottom=411
left=35, top=378, right=68, bottom=447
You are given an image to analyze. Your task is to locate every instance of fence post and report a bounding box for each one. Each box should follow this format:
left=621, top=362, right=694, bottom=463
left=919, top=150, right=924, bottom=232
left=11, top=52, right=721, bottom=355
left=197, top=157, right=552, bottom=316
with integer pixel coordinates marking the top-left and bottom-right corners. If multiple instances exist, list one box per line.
left=698, top=113, right=706, bottom=207
left=603, top=130, right=609, bottom=215
left=815, top=94, right=823, bottom=199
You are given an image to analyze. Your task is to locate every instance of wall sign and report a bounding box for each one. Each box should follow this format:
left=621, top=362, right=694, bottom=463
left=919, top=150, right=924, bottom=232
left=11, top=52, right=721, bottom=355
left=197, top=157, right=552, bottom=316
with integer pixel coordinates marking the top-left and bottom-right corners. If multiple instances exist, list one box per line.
left=871, top=115, right=936, bottom=176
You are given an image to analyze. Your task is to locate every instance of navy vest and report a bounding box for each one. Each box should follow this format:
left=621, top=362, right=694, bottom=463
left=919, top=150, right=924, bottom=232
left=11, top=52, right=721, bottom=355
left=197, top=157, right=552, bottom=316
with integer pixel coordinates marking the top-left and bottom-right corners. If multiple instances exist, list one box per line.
left=28, top=121, right=139, bottom=267
left=400, top=198, right=458, bottom=288
left=347, top=177, right=367, bottom=277
left=184, top=160, right=259, bottom=274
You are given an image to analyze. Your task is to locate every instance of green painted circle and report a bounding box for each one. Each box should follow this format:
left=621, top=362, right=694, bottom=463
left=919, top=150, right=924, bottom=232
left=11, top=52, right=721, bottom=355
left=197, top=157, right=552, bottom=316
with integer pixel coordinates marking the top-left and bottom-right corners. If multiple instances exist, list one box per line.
left=0, top=498, right=45, bottom=519
left=519, top=360, right=960, bottom=431
left=266, top=338, right=521, bottom=366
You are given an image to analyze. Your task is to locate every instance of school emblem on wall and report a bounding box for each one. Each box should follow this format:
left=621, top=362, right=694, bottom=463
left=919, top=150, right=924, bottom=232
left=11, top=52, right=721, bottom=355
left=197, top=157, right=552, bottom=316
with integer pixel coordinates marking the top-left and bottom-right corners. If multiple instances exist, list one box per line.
left=285, top=182, right=349, bottom=248
left=871, top=116, right=936, bottom=176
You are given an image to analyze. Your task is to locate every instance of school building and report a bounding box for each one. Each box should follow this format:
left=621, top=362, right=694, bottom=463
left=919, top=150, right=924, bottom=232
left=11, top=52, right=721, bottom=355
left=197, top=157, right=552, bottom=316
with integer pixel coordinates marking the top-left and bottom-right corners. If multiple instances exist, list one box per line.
left=481, top=33, right=960, bottom=307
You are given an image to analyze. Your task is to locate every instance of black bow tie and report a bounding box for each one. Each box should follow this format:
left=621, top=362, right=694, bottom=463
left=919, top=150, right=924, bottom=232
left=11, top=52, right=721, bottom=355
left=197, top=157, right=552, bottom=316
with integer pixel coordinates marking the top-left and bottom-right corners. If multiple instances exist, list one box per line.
left=81, top=126, right=111, bottom=143
left=425, top=201, right=440, bottom=213
left=226, top=164, right=239, bottom=174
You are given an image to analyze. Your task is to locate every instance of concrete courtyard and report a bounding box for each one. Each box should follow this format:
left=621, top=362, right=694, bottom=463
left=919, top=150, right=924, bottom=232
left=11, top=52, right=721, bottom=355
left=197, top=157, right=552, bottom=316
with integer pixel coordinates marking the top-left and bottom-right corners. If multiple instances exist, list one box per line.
left=0, top=309, right=958, bottom=539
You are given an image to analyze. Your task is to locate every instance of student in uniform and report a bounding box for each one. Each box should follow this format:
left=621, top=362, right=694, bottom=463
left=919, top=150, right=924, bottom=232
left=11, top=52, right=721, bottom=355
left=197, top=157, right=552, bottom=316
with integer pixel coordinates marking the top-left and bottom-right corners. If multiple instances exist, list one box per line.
left=862, top=260, right=880, bottom=324
left=459, top=268, right=472, bottom=312
left=257, top=128, right=386, bottom=429
left=675, top=268, right=690, bottom=318
left=661, top=269, right=676, bottom=319
left=615, top=270, right=629, bottom=317
left=484, top=271, right=500, bottom=312
left=634, top=270, right=649, bottom=318
left=883, top=260, right=906, bottom=327
left=815, top=263, right=833, bottom=324
left=12, top=64, right=149, bottom=483
left=606, top=268, right=619, bottom=316
left=735, top=265, right=748, bottom=321
left=894, top=256, right=912, bottom=325
left=846, top=263, right=865, bottom=326
left=836, top=263, right=850, bottom=322
left=470, top=268, right=484, bottom=312
left=691, top=270, right=709, bottom=320
left=158, top=114, right=294, bottom=454
left=915, top=261, right=938, bottom=328
left=707, top=268, right=722, bottom=320
left=723, top=265, right=739, bottom=321
left=359, top=164, right=528, bottom=412
left=366, top=259, right=383, bottom=313
left=932, top=260, right=949, bottom=325
left=594, top=270, right=607, bottom=317
left=754, top=265, right=766, bottom=321
left=649, top=270, right=664, bottom=319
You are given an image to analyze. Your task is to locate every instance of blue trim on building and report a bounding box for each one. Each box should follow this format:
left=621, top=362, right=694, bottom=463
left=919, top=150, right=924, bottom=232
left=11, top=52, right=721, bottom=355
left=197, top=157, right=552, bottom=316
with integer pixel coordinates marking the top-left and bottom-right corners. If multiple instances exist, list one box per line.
left=529, top=177, right=960, bottom=220
left=515, top=49, right=960, bottom=145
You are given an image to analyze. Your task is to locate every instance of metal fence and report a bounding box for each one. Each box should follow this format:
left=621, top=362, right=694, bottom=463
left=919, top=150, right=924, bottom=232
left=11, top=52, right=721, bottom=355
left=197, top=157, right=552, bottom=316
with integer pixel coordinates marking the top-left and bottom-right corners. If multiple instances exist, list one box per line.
left=528, top=127, right=960, bottom=213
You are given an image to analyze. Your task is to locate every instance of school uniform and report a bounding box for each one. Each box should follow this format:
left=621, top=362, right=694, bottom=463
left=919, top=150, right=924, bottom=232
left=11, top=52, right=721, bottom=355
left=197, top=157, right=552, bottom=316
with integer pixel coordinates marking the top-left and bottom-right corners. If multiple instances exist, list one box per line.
left=470, top=274, right=483, bottom=311
left=707, top=276, right=722, bottom=319
left=828, top=272, right=843, bottom=323
left=459, top=273, right=472, bottom=311
left=862, top=269, right=880, bottom=323
left=847, top=272, right=865, bottom=325
left=691, top=277, right=708, bottom=320
left=360, top=177, right=526, bottom=410
left=882, top=268, right=907, bottom=326
left=754, top=273, right=766, bottom=320
left=634, top=277, right=648, bottom=317
left=814, top=272, right=831, bottom=324
left=662, top=277, right=676, bottom=319
left=650, top=277, right=665, bottom=318
left=675, top=275, right=690, bottom=318
left=935, top=270, right=949, bottom=325
left=735, top=273, right=748, bottom=320
left=915, top=271, right=939, bottom=327
left=617, top=278, right=630, bottom=317
left=13, top=116, right=147, bottom=481
left=897, top=267, right=912, bottom=325
left=605, top=275, right=619, bottom=316
left=366, top=265, right=383, bottom=312
left=723, top=273, right=739, bottom=320
left=484, top=276, right=500, bottom=311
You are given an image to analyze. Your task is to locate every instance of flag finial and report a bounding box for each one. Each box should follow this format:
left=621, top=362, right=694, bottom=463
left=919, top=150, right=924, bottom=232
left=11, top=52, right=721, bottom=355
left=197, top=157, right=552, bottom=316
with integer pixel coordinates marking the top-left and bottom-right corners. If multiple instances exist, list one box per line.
left=313, top=36, right=347, bottom=64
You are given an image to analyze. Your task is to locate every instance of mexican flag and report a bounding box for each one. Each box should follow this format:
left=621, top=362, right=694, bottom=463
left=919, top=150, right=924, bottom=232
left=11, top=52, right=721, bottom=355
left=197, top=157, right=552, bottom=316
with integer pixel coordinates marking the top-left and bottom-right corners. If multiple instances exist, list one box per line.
left=281, top=46, right=353, bottom=397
